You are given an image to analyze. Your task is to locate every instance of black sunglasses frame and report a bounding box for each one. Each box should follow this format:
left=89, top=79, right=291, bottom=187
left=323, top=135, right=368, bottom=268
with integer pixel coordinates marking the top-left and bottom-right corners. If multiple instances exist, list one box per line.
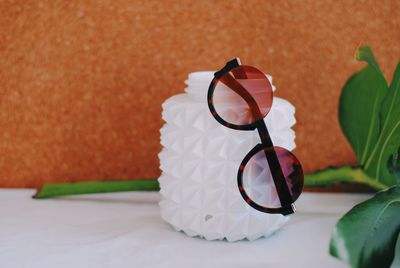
left=207, top=58, right=302, bottom=215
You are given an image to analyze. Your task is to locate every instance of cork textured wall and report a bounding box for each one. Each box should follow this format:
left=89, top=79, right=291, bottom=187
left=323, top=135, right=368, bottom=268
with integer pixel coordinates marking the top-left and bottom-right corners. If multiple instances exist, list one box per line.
left=1, top=0, right=399, bottom=187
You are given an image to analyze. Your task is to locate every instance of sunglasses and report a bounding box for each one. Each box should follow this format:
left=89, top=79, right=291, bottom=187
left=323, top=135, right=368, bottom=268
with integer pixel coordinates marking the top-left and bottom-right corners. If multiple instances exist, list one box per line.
left=207, top=58, right=304, bottom=215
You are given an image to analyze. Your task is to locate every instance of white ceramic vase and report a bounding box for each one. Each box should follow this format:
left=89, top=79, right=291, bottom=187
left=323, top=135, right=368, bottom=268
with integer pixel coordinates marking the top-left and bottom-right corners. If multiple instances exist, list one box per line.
left=158, top=71, right=297, bottom=241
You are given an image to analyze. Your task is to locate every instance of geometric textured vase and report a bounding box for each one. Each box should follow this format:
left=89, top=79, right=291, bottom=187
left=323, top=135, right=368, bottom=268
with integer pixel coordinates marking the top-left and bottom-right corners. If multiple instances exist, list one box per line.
left=158, top=71, right=297, bottom=241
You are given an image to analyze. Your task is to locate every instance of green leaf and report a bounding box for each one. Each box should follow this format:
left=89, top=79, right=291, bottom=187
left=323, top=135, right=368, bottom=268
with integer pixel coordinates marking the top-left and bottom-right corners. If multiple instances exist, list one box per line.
left=33, top=179, right=160, bottom=199
left=304, top=165, right=387, bottom=190
left=355, top=46, right=384, bottom=77
left=329, top=185, right=400, bottom=268
left=339, top=46, right=388, bottom=165
left=365, top=63, right=400, bottom=186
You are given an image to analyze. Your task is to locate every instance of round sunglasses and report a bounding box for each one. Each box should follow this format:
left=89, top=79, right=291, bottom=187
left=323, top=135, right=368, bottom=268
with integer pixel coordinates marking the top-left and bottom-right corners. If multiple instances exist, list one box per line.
left=207, top=58, right=304, bottom=215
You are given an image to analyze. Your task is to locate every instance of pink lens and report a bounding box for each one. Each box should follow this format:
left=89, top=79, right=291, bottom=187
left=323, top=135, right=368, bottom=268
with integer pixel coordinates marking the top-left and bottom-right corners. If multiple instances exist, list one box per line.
left=212, top=66, right=273, bottom=126
left=242, top=146, right=303, bottom=208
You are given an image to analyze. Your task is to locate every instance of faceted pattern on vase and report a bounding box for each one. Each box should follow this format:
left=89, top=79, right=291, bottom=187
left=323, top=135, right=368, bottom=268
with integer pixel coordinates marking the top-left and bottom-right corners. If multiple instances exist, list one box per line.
left=158, top=72, right=296, bottom=241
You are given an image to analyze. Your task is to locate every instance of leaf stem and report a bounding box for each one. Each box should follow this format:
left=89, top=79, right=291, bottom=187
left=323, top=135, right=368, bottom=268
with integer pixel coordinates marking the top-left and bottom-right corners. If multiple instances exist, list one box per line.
left=33, top=179, right=160, bottom=199
left=305, top=165, right=388, bottom=191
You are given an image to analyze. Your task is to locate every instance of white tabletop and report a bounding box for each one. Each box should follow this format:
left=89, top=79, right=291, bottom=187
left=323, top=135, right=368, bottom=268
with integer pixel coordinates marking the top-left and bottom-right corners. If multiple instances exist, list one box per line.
left=0, top=189, right=397, bottom=268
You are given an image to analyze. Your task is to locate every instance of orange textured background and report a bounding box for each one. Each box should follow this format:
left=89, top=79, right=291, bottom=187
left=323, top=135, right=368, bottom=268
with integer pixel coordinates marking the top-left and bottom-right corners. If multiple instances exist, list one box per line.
left=1, top=0, right=399, bottom=188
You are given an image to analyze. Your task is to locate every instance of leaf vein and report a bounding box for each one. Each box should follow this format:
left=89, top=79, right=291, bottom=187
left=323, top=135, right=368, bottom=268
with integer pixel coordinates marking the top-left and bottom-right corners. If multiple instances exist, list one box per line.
left=375, top=120, right=400, bottom=182
left=358, top=197, right=400, bottom=265
left=360, top=93, right=381, bottom=164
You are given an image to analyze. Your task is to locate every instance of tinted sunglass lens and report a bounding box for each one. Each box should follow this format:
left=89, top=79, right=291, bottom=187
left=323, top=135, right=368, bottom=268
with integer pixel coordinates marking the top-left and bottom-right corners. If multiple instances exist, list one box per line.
left=211, top=66, right=273, bottom=127
left=242, top=146, right=303, bottom=209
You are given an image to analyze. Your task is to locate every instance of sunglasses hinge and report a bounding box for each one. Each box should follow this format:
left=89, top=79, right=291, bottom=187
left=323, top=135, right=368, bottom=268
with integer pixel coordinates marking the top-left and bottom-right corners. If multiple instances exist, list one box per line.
left=214, top=58, right=241, bottom=79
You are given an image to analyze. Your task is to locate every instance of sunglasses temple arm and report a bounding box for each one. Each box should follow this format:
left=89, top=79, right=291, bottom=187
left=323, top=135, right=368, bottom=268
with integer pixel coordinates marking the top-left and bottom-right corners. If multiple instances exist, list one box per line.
left=255, top=120, right=295, bottom=213
left=214, top=58, right=241, bottom=79
left=215, top=58, right=248, bottom=80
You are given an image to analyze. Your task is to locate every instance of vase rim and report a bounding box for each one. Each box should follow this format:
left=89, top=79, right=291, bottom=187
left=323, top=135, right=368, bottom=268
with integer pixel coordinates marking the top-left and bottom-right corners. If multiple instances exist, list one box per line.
left=187, top=71, right=215, bottom=82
